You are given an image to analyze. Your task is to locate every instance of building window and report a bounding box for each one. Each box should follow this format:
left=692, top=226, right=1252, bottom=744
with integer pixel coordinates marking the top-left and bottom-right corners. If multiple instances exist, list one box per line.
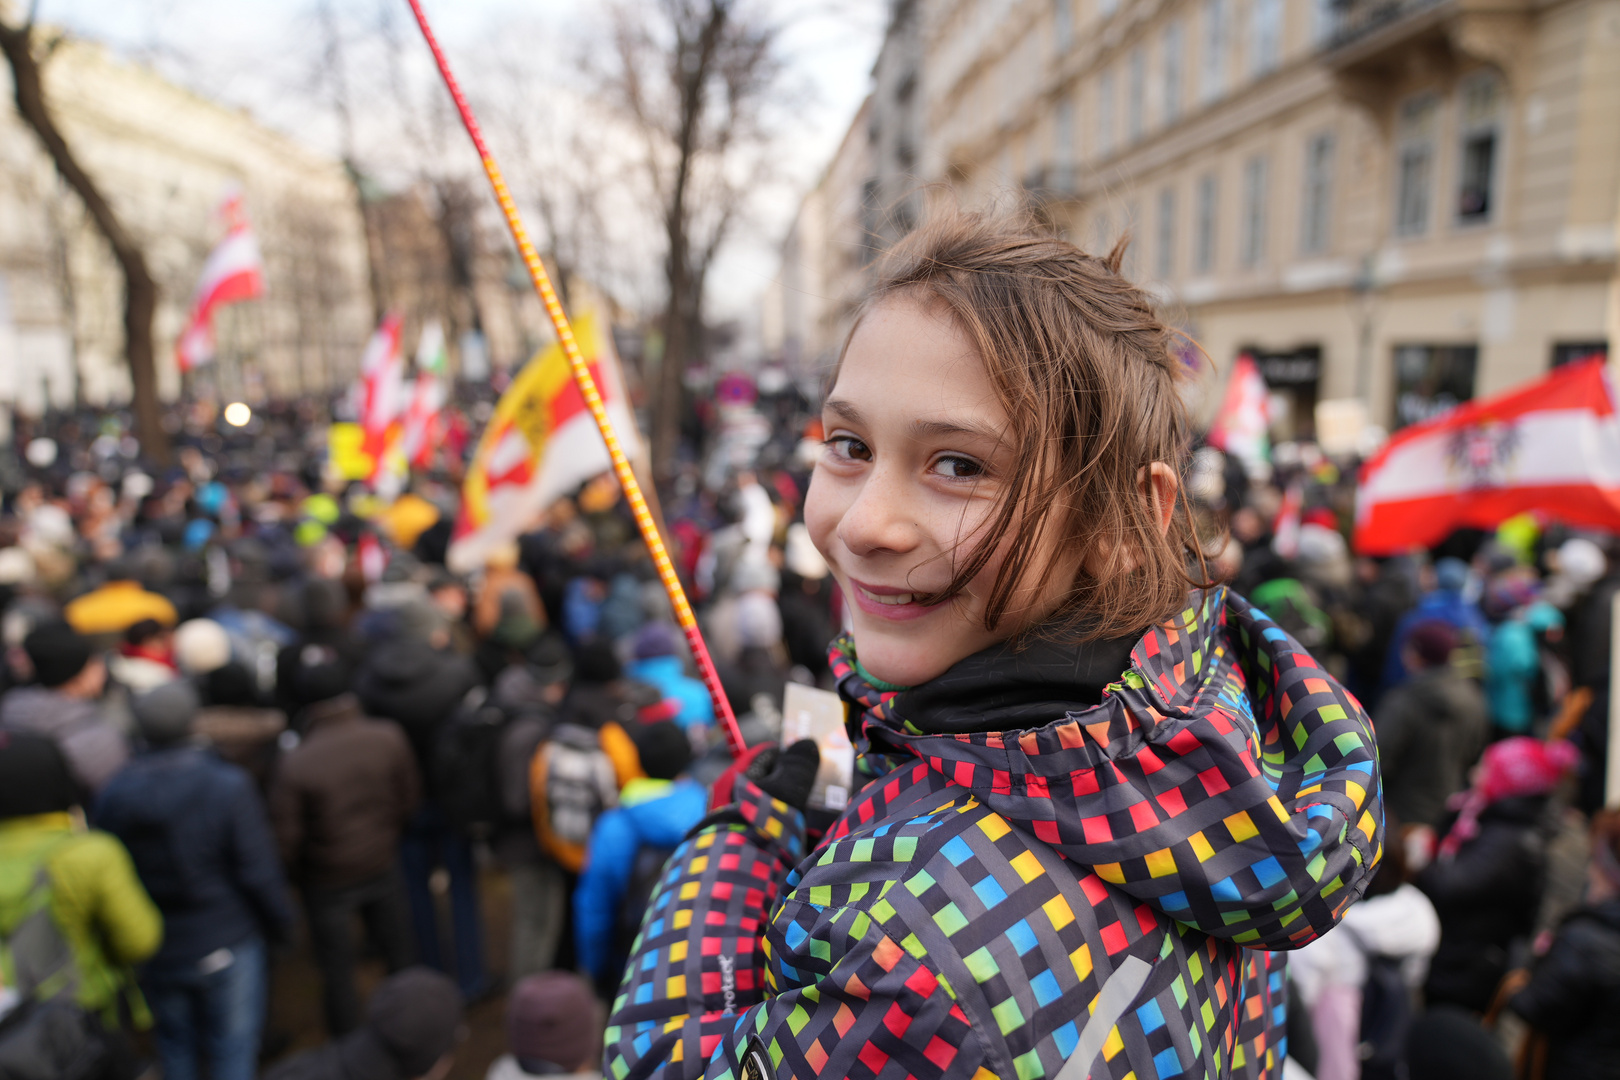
left=1241, top=154, right=1268, bottom=267
left=1162, top=21, right=1184, bottom=125
left=1128, top=48, right=1147, bottom=142
left=1201, top=0, right=1227, bottom=103
left=1054, top=0, right=1074, bottom=50
left=1156, top=186, right=1177, bottom=278
left=1393, top=344, right=1477, bottom=428
left=1395, top=93, right=1439, bottom=237
left=1457, top=72, right=1503, bottom=224
left=1055, top=94, right=1075, bottom=181
left=1300, top=131, right=1335, bottom=255
left=1250, top=0, right=1282, bottom=76
left=1098, top=69, right=1116, bottom=157
left=1551, top=341, right=1608, bottom=368
left=1309, top=0, right=1339, bottom=44
left=1195, top=172, right=1218, bottom=273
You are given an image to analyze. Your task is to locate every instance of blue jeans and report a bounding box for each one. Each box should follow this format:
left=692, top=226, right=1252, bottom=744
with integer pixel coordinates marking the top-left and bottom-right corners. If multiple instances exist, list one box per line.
left=400, top=804, right=488, bottom=998
left=141, top=935, right=267, bottom=1080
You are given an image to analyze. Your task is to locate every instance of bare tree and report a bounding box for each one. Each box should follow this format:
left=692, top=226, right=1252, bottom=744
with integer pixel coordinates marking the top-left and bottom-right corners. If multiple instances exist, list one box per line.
left=0, top=11, right=169, bottom=461
left=597, top=0, right=785, bottom=476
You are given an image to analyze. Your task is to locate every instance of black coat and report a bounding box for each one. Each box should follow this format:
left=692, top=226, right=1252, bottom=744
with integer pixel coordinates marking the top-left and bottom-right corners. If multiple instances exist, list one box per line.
left=354, top=638, right=479, bottom=792
left=1510, top=899, right=1620, bottom=1080
left=1418, top=795, right=1550, bottom=1012
left=1373, top=668, right=1489, bottom=828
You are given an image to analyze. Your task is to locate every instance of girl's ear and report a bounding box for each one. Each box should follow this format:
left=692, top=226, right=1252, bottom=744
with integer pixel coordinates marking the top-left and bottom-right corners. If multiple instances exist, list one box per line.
left=1140, top=463, right=1178, bottom=537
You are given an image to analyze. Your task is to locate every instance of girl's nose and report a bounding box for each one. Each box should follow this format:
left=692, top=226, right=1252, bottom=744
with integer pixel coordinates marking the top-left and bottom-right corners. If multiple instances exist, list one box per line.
left=837, top=467, right=921, bottom=558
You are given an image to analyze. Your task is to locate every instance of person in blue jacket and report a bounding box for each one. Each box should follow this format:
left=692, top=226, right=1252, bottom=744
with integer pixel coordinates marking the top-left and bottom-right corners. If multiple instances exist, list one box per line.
left=94, top=679, right=296, bottom=1080
left=573, top=719, right=707, bottom=994
left=1381, top=557, right=1492, bottom=694
left=1485, top=600, right=1563, bottom=735
left=625, top=622, right=714, bottom=734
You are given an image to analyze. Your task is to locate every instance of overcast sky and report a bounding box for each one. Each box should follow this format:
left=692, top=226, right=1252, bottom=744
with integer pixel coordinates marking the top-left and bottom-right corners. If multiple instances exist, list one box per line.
left=38, top=0, right=886, bottom=324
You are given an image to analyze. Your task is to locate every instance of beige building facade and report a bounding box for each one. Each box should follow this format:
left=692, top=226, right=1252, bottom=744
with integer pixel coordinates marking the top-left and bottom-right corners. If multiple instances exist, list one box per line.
left=763, top=97, right=876, bottom=376
left=783, top=0, right=1620, bottom=437
left=0, top=34, right=374, bottom=413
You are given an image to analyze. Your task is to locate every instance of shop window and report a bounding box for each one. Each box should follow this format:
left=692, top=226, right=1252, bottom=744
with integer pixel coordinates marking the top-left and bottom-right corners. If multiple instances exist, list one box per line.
left=1551, top=341, right=1608, bottom=368
left=1393, top=343, right=1477, bottom=429
left=1457, top=72, right=1503, bottom=224
left=1242, top=345, right=1322, bottom=441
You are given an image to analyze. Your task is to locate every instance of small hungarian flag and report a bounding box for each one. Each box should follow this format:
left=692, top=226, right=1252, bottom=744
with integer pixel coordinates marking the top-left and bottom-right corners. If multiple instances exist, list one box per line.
left=177, top=191, right=264, bottom=371
left=1354, top=357, right=1620, bottom=554
left=1207, top=354, right=1271, bottom=477
left=447, top=310, right=640, bottom=574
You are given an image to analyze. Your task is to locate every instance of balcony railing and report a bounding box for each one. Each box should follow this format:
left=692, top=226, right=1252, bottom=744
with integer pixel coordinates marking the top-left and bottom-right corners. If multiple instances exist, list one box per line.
left=1326, top=0, right=1448, bottom=50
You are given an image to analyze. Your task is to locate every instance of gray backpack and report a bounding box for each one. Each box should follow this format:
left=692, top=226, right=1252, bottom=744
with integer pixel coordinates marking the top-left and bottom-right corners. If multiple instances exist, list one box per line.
left=0, top=841, right=115, bottom=1080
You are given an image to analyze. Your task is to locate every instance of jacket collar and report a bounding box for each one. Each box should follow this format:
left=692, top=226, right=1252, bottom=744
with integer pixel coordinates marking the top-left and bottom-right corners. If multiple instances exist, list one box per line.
left=301, top=693, right=364, bottom=732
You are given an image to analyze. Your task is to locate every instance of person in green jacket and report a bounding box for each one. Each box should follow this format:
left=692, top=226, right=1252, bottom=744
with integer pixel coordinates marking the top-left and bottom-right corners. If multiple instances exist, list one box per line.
left=0, top=729, right=162, bottom=1031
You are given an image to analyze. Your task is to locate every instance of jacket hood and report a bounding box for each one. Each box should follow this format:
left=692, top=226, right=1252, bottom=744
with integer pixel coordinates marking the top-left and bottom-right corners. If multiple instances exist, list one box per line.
left=364, top=638, right=443, bottom=687
left=0, top=685, right=98, bottom=736
left=832, top=586, right=1382, bottom=949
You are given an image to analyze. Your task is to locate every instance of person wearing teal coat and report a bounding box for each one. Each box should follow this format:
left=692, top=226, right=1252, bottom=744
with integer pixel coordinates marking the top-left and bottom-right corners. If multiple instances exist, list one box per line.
left=1485, top=601, right=1564, bottom=735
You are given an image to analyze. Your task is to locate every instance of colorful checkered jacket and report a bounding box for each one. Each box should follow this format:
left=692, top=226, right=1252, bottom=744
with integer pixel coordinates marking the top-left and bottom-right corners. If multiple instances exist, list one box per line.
left=605, top=588, right=1382, bottom=1080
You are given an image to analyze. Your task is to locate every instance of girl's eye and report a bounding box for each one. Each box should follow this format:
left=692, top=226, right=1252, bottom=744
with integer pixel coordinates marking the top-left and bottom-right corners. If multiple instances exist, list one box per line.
left=930, top=455, right=983, bottom=479
left=826, top=436, right=872, bottom=463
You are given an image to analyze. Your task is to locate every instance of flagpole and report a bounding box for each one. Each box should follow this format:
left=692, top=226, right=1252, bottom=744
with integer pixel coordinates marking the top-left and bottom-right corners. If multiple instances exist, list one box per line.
left=402, top=0, right=747, bottom=758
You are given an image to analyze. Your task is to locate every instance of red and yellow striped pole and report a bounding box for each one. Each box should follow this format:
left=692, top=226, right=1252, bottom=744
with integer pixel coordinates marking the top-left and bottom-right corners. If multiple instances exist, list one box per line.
left=404, top=0, right=746, bottom=757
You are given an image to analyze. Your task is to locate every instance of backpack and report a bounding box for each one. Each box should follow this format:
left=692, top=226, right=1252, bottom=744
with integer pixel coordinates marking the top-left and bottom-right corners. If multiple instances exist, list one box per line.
left=0, top=841, right=116, bottom=1080
left=433, top=687, right=511, bottom=837
left=529, top=723, right=620, bottom=873
left=1357, top=952, right=1414, bottom=1080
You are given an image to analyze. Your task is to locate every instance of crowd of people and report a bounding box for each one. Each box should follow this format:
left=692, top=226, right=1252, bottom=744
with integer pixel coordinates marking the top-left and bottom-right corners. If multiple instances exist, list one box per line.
left=0, top=368, right=1614, bottom=1080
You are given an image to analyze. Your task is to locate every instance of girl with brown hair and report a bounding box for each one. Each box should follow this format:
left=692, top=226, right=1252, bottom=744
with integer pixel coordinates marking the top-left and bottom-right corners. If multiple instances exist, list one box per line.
left=605, top=208, right=1382, bottom=1080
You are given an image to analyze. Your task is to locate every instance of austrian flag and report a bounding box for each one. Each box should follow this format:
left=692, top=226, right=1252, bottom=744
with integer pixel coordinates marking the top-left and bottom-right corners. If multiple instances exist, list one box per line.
left=176, top=191, right=265, bottom=372
left=1354, top=358, right=1620, bottom=554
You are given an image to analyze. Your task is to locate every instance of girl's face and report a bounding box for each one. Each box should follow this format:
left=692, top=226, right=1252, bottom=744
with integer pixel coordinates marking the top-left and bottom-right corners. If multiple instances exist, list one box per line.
left=805, top=298, right=1079, bottom=687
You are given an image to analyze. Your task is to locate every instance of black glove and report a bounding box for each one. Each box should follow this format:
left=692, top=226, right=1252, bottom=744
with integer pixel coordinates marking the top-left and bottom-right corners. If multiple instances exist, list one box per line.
left=746, top=739, right=821, bottom=811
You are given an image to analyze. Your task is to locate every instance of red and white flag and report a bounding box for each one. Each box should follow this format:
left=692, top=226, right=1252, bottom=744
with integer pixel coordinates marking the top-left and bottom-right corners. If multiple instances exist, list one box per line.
left=1354, top=358, right=1620, bottom=554
left=177, top=191, right=264, bottom=372
left=1207, top=354, right=1271, bottom=477
left=358, top=314, right=406, bottom=483
left=401, top=319, right=448, bottom=470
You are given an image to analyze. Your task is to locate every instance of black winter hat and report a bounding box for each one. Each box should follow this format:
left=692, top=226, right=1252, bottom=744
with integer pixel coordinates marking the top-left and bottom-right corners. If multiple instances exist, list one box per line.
left=23, top=621, right=92, bottom=688
left=365, top=967, right=463, bottom=1075
left=288, top=644, right=352, bottom=707
left=524, top=632, right=573, bottom=686
left=573, top=640, right=621, bottom=685
left=0, top=731, right=80, bottom=817
left=630, top=720, right=693, bottom=782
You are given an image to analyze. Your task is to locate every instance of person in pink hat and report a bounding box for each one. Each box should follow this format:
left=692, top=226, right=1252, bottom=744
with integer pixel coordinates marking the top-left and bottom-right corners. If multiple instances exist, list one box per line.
left=1418, top=737, right=1579, bottom=1012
